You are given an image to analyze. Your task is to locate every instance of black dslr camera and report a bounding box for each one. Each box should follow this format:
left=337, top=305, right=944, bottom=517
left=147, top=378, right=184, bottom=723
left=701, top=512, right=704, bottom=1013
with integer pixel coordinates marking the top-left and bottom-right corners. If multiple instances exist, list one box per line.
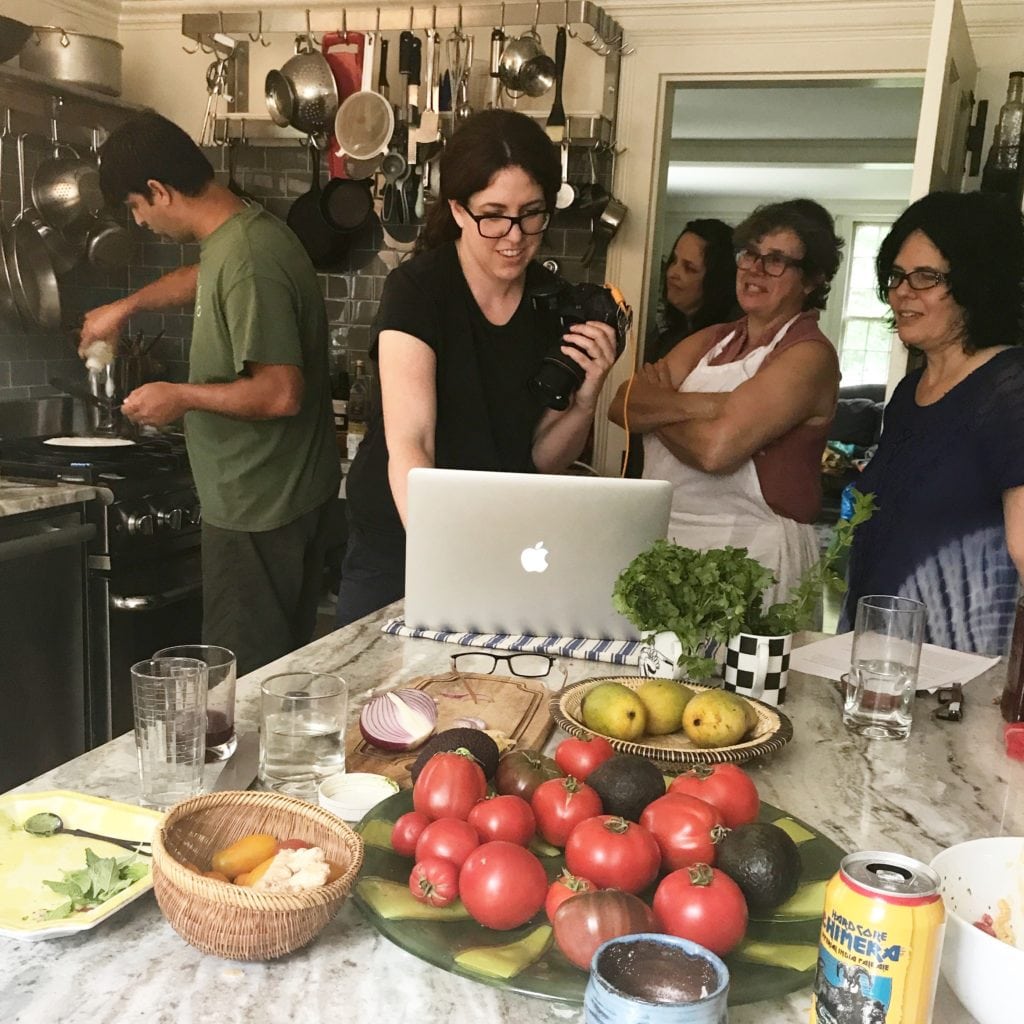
left=528, top=280, right=632, bottom=411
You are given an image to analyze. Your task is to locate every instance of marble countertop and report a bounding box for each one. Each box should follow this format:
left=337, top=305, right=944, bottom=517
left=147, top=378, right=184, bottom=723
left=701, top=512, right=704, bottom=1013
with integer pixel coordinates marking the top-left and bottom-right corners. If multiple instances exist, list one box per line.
left=2, top=608, right=1020, bottom=1024
left=0, top=479, right=101, bottom=518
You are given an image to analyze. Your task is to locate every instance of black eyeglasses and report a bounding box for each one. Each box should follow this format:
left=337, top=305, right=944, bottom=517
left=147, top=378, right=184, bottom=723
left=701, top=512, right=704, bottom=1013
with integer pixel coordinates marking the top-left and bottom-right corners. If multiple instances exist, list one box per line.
left=460, top=206, right=551, bottom=239
left=884, top=268, right=950, bottom=292
left=450, top=652, right=554, bottom=678
left=735, top=247, right=806, bottom=277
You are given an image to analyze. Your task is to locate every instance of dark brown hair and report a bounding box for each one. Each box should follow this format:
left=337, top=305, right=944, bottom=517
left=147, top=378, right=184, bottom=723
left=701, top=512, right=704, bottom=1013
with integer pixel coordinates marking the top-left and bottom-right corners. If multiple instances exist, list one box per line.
left=733, top=198, right=844, bottom=311
left=419, top=109, right=560, bottom=251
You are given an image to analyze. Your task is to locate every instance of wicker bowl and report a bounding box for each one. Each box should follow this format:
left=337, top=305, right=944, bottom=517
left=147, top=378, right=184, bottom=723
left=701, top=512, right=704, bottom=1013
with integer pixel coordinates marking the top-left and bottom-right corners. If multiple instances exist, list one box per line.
left=152, top=790, right=364, bottom=960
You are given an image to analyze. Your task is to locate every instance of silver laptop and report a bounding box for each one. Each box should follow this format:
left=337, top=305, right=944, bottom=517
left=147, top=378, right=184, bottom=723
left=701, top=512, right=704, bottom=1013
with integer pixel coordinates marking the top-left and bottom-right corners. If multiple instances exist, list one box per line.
left=404, top=469, right=672, bottom=640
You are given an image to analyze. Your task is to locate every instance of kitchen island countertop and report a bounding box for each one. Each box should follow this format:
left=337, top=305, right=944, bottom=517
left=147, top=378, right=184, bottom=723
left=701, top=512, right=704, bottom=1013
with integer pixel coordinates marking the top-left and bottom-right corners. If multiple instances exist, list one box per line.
left=1, top=605, right=1019, bottom=1024
left=0, top=479, right=100, bottom=518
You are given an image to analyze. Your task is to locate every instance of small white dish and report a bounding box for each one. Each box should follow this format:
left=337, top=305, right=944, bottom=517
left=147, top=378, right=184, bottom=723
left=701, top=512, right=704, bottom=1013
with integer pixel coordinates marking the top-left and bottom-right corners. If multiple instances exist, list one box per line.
left=318, top=773, right=399, bottom=822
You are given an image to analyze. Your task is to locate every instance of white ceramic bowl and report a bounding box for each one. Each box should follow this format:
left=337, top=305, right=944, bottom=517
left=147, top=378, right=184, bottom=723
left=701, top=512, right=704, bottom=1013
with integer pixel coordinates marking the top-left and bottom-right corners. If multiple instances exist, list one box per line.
left=318, top=773, right=398, bottom=823
left=930, top=837, right=1024, bottom=1024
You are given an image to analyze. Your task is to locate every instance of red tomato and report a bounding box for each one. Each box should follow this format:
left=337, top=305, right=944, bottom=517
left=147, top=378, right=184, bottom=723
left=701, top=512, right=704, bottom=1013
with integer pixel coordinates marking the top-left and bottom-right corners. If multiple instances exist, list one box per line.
left=391, top=811, right=432, bottom=858
left=640, top=793, right=725, bottom=872
left=532, top=776, right=604, bottom=848
left=277, top=838, right=311, bottom=850
left=413, top=750, right=488, bottom=821
left=409, top=857, right=460, bottom=908
left=668, top=764, right=760, bottom=830
left=545, top=870, right=597, bottom=923
left=564, top=815, right=661, bottom=894
left=467, top=794, right=537, bottom=846
left=554, top=735, right=615, bottom=781
left=653, top=863, right=748, bottom=956
left=415, top=817, right=480, bottom=869
left=459, top=841, right=548, bottom=930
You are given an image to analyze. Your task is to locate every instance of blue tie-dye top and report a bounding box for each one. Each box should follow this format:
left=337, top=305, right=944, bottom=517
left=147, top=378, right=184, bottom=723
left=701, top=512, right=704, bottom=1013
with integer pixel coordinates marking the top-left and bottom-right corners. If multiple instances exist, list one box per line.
left=842, top=347, right=1024, bottom=655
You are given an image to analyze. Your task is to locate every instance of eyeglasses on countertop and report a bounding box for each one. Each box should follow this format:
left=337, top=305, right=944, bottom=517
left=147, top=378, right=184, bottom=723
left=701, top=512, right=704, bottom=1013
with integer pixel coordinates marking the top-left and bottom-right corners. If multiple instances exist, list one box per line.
left=735, top=247, right=806, bottom=277
left=449, top=652, right=554, bottom=678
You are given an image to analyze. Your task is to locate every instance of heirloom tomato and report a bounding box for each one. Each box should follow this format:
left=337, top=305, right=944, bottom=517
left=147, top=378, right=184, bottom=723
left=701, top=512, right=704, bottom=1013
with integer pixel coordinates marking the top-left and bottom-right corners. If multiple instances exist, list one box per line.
left=653, top=863, right=748, bottom=956
left=494, top=750, right=563, bottom=802
left=467, top=794, right=536, bottom=846
left=564, top=815, right=661, bottom=894
left=412, top=749, right=487, bottom=821
left=554, top=735, right=615, bottom=781
left=532, top=776, right=603, bottom=848
left=552, top=889, right=657, bottom=970
left=668, top=764, right=760, bottom=829
left=640, top=792, right=725, bottom=871
left=545, top=870, right=597, bottom=923
left=415, top=817, right=480, bottom=869
left=458, top=841, right=548, bottom=930
left=391, top=810, right=432, bottom=858
left=409, top=857, right=460, bottom=908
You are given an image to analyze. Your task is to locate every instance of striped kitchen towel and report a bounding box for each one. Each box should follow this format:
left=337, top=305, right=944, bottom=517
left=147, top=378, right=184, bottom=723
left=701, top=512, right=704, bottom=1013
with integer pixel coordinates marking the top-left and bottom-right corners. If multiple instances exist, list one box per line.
left=381, top=618, right=645, bottom=665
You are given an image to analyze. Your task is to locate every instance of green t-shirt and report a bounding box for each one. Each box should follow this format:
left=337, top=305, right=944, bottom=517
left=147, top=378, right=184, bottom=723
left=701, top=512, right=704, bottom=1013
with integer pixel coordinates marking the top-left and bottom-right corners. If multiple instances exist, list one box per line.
left=185, top=205, right=340, bottom=531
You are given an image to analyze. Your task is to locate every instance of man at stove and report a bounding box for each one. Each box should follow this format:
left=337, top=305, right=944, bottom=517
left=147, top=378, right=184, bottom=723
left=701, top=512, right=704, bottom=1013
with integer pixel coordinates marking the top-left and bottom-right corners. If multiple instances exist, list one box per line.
left=78, top=112, right=340, bottom=676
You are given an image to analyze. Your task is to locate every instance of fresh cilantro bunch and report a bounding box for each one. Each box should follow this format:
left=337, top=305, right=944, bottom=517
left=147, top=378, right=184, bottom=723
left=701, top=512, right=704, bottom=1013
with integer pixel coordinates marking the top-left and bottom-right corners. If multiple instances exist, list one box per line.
left=41, top=848, right=149, bottom=920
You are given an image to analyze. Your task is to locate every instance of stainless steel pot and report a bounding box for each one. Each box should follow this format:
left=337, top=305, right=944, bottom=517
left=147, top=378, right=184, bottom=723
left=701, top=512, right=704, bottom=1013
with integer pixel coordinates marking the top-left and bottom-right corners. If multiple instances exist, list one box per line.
left=498, top=31, right=555, bottom=98
left=0, top=16, right=31, bottom=64
left=19, top=28, right=123, bottom=97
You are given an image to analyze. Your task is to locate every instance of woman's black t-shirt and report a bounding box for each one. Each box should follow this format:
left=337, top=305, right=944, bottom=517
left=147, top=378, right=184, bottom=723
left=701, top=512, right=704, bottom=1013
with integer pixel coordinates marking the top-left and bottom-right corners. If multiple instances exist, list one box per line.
left=346, top=242, right=561, bottom=536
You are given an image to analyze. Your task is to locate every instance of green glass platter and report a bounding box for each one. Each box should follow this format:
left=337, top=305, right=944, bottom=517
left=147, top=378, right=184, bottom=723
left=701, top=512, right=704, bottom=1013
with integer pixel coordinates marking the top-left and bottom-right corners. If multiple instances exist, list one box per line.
left=353, top=790, right=845, bottom=1007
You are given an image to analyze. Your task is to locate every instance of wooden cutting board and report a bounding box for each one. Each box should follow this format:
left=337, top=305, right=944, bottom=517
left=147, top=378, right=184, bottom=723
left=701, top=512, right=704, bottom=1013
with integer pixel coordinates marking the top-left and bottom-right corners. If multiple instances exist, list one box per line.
left=345, top=672, right=555, bottom=788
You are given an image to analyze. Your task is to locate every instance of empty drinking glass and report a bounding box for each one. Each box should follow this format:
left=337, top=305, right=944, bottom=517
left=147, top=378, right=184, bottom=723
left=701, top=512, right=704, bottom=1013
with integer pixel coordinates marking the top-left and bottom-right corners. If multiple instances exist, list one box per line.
left=154, top=645, right=237, bottom=762
left=131, top=657, right=208, bottom=809
left=259, top=672, right=348, bottom=800
left=844, top=595, right=926, bottom=740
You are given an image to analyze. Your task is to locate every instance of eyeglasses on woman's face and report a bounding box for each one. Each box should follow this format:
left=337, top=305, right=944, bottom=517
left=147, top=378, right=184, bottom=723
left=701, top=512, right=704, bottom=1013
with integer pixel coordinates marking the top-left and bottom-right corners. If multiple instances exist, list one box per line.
left=735, top=246, right=805, bottom=277
left=459, top=205, right=551, bottom=239
left=884, top=267, right=950, bottom=291
left=449, top=652, right=554, bottom=678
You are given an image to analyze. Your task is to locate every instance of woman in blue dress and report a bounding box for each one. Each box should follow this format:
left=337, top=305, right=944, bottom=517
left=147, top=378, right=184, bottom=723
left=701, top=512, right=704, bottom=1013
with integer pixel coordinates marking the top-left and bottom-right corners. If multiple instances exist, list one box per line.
left=843, top=191, right=1024, bottom=654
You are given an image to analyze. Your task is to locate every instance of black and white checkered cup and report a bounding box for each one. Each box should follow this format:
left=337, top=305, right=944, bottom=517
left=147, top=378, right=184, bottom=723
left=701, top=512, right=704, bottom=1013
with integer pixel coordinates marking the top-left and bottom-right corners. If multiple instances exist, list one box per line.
left=723, top=632, right=792, bottom=706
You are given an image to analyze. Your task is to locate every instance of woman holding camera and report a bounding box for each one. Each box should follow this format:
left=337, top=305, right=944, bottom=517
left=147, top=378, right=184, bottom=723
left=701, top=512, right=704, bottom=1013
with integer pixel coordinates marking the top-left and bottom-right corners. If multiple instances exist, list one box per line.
left=609, top=199, right=842, bottom=605
left=336, top=109, right=619, bottom=627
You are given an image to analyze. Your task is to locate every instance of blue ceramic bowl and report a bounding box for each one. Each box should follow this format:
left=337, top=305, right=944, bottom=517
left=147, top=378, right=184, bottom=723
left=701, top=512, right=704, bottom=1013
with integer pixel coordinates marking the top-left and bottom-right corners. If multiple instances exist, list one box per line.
left=584, top=933, right=730, bottom=1024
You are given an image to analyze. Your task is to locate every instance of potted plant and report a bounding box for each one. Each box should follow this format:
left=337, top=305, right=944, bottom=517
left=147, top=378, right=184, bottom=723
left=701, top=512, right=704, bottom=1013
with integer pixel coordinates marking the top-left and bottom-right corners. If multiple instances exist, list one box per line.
left=612, top=490, right=876, bottom=686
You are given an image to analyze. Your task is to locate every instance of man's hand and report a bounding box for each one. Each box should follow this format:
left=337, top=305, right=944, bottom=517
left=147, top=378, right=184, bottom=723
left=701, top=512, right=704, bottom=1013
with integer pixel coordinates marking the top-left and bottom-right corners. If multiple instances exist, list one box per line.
left=121, top=383, right=190, bottom=427
left=78, top=301, right=130, bottom=356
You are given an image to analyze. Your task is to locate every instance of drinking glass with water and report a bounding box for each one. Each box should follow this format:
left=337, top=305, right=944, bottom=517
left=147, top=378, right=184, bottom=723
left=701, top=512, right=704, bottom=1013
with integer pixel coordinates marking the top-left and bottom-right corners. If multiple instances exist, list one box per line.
left=259, top=672, right=348, bottom=800
left=843, top=595, right=926, bottom=740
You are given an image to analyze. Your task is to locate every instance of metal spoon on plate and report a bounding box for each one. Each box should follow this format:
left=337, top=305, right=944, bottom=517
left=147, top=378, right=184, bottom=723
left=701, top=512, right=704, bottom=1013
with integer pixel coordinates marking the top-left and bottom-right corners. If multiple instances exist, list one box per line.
left=23, top=812, right=152, bottom=855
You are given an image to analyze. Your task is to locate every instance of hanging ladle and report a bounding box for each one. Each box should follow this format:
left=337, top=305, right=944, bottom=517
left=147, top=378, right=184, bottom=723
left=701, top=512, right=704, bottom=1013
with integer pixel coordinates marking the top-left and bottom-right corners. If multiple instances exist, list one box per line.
left=23, top=812, right=153, bottom=856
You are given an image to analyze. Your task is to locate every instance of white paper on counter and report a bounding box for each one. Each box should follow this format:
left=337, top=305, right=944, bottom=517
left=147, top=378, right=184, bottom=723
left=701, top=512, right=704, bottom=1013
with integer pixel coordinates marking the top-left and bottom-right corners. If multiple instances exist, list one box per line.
left=789, top=632, right=1000, bottom=692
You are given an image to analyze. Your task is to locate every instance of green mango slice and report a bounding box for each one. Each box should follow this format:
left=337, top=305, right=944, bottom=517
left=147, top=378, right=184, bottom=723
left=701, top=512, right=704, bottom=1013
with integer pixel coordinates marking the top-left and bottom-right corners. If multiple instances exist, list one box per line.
left=356, top=877, right=471, bottom=921
left=454, top=925, right=554, bottom=980
left=359, top=819, right=395, bottom=850
left=757, top=879, right=828, bottom=921
left=770, top=817, right=816, bottom=845
left=734, top=939, right=819, bottom=973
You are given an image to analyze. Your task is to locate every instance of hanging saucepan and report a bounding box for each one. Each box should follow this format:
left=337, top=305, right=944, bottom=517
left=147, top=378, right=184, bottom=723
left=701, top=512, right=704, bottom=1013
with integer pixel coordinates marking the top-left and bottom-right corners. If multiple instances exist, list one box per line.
left=287, top=138, right=348, bottom=270
left=582, top=197, right=627, bottom=268
left=85, top=130, right=131, bottom=269
left=6, top=133, right=60, bottom=329
left=574, top=150, right=611, bottom=219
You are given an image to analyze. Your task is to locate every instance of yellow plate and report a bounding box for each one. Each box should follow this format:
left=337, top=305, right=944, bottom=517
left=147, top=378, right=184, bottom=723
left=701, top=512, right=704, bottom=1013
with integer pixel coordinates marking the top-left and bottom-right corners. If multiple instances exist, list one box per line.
left=0, top=790, right=163, bottom=939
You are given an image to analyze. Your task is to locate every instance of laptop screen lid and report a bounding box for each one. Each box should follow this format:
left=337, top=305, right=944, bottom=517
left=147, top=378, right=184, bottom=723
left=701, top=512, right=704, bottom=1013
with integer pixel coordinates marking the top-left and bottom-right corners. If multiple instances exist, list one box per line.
left=404, top=469, right=672, bottom=640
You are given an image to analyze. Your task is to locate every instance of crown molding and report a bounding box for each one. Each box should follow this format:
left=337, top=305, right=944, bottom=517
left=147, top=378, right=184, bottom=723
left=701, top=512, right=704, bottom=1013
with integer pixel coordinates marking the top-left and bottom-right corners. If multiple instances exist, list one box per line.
left=18, top=0, right=121, bottom=26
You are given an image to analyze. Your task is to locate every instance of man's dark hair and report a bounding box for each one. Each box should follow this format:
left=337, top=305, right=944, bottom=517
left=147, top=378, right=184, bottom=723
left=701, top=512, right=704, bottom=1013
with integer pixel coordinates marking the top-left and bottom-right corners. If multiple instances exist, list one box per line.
left=99, top=111, right=214, bottom=205
left=733, top=198, right=844, bottom=311
left=875, top=190, right=1024, bottom=351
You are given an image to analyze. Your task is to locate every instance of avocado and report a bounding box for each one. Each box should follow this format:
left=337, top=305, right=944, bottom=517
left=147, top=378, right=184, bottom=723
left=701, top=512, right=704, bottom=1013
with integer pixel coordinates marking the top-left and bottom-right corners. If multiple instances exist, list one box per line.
left=586, top=754, right=667, bottom=822
left=409, top=728, right=500, bottom=783
left=715, top=822, right=802, bottom=912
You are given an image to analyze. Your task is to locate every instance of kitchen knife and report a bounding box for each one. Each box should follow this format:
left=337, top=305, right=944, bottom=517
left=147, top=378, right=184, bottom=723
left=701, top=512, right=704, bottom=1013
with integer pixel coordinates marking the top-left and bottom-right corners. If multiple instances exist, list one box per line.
left=211, top=731, right=260, bottom=791
left=406, top=35, right=422, bottom=163
left=398, top=30, right=413, bottom=125
left=377, top=36, right=390, bottom=102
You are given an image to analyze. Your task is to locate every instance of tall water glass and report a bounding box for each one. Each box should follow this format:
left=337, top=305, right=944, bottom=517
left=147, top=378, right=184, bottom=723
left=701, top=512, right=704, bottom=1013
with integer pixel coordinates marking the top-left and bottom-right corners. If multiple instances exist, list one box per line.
left=131, top=657, right=208, bottom=809
left=844, top=595, right=926, bottom=740
left=259, top=672, right=347, bottom=800
left=154, top=645, right=237, bottom=762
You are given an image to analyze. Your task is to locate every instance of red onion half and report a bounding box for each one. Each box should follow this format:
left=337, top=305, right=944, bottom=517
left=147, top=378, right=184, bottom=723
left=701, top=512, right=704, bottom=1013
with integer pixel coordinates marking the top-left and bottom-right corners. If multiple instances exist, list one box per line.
left=359, top=689, right=438, bottom=751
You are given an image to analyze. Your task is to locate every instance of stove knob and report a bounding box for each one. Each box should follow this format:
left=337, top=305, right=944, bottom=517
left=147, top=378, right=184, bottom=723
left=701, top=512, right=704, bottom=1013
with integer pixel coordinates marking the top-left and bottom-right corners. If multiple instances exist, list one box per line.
left=158, top=507, right=184, bottom=530
left=126, top=512, right=155, bottom=536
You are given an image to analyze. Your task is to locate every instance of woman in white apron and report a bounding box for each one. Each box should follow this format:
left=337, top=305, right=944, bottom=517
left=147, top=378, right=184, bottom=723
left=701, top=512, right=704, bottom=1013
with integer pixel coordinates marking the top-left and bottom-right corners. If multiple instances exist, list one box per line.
left=610, top=199, right=842, bottom=606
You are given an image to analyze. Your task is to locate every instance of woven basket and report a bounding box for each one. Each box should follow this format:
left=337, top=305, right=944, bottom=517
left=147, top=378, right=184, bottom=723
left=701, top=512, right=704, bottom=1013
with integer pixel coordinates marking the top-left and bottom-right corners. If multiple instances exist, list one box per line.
left=152, top=790, right=364, bottom=960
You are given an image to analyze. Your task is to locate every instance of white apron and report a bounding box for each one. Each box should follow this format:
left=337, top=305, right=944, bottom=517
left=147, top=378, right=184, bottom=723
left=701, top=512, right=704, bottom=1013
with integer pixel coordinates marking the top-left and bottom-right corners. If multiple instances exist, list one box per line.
left=643, top=316, right=820, bottom=607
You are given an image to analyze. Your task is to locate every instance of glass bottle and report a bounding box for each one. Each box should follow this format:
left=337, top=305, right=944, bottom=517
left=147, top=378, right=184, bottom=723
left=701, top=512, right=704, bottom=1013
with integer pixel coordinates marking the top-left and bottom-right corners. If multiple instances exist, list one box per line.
left=981, top=71, right=1024, bottom=202
left=346, top=359, right=369, bottom=461
left=1001, top=596, right=1024, bottom=722
left=328, top=328, right=350, bottom=437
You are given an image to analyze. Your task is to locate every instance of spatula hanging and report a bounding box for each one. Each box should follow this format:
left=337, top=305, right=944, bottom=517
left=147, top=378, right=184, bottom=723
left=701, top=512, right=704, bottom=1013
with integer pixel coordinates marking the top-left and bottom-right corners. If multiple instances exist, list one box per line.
left=546, top=26, right=567, bottom=144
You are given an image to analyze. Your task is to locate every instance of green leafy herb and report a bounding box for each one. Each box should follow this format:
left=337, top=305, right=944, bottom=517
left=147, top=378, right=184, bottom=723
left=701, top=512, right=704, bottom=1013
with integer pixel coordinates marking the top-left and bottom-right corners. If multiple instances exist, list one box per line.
left=40, top=848, right=149, bottom=920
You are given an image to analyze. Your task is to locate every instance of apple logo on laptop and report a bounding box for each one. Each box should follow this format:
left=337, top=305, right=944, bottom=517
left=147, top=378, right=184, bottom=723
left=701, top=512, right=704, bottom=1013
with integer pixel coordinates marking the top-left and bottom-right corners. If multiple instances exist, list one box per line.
left=520, top=541, right=549, bottom=573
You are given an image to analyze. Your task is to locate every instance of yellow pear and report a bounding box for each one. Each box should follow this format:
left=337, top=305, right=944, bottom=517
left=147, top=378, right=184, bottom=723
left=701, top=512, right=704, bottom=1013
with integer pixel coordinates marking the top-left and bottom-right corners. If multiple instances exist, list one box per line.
left=635, top=679, right=695, bottom=736
left=682, top=690, right=750, bottom=748
left=581, top=683, right=647, bottom=741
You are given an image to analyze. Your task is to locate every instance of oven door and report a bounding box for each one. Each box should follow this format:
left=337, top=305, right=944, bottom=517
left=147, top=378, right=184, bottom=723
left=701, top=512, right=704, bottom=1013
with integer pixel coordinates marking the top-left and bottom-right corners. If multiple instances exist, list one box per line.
left=88, top=550, right=203, bottom=745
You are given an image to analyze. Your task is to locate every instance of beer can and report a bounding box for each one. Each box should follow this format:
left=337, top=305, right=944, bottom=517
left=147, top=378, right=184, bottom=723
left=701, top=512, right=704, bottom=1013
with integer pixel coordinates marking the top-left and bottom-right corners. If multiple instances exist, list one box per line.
left=809, top=851, right=945, bottom=1024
